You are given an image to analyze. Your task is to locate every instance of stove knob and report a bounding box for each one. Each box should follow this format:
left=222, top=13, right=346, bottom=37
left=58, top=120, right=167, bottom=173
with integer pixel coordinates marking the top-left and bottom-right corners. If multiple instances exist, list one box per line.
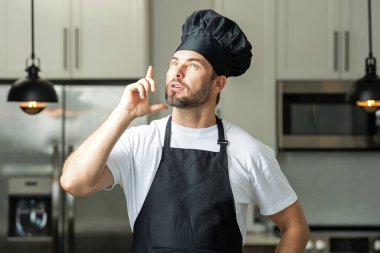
left=374, top=239, right=380, bottom=252
left=305, top=240, right=314, bottom=252
left=315, top=239, right=326, bottom=252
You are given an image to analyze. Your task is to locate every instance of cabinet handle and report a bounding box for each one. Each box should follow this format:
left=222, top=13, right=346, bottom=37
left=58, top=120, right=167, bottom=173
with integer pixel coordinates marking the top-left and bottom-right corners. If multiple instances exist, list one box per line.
left=65, top=192, right=75, bottom=253
left=344, top=31, right=350, bottom=71
left=63, top=28, right=68, bottom=70
left=333, top=31, right=339, bottom=71
left=75, top=27, right=80, bottom=69
left=51, top=144, right=60, bottom=171
left=51, top=144, right=61, bottom=253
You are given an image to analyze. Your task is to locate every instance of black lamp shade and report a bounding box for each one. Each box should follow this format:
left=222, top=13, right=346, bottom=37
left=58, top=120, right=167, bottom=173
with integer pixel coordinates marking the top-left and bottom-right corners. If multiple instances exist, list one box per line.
left=7, top=0, right=58, bottom=115
left=347, top=72, right=380, bottom=113
left=7, top=65, right=58, bottom=115
left=346, top=0, right=380, bottom=112
left=7, top=76, right=58, bottom=103
left=346, top=75, right=380, bottom=102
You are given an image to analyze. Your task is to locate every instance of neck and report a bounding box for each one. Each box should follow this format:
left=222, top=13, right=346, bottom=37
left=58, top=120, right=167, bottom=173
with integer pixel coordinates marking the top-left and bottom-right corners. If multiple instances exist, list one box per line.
left=172, top=105, right=216, bottom=128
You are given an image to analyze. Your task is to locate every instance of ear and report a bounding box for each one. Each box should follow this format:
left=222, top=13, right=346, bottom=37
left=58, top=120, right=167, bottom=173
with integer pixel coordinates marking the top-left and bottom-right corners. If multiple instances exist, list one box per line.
left=213, top=75, right=227, bottom=94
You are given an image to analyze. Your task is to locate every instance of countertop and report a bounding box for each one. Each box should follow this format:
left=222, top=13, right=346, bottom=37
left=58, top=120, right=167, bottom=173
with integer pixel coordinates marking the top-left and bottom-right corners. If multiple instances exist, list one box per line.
left=245, top=231, right=280, bottom=246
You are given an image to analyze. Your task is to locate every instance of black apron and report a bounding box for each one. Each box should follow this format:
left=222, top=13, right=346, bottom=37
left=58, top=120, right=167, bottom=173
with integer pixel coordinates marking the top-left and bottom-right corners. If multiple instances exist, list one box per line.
left=130, top=116, right=242, bottom=253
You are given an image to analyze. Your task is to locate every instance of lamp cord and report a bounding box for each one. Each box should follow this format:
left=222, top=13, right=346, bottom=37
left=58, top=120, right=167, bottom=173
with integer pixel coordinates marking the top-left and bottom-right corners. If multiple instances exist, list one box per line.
left=368, top=0, right=373, bottom=59
left=31, top=0, right=35, bottom=60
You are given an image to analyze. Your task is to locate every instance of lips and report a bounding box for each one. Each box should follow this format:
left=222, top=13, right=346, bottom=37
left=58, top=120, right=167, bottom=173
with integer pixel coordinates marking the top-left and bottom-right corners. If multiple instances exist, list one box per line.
left=168, top=81, right=186, bottom=91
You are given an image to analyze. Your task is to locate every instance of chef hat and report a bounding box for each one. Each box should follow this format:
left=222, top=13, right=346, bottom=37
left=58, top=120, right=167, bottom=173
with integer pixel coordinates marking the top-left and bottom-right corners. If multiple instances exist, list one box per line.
left=175, top=9, right=252, bottom=77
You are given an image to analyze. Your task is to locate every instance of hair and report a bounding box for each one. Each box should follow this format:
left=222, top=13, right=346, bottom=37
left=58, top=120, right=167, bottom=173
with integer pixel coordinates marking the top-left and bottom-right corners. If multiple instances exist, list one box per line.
left=210, top=70, right=222, bottom=106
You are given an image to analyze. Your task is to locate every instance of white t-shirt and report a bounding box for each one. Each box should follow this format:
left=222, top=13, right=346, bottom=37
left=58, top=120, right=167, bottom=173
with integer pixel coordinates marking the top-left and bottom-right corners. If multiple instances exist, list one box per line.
left=107, top=116, right=297, bottom=244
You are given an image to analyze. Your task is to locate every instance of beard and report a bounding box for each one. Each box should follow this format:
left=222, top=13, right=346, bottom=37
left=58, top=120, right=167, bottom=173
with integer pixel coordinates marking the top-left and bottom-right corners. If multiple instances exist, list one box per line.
left=165, top=78, right=213, bottom=109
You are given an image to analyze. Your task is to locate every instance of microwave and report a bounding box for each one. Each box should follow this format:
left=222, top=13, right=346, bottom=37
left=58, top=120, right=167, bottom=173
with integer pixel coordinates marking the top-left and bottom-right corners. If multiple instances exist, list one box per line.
left=277, top=81, right=380, bottom=150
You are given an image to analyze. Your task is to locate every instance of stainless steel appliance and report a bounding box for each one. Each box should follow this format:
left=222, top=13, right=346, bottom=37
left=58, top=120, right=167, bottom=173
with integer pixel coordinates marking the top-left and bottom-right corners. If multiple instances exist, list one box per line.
left=277, top=81, right=380, bottom=150
left=5, top=176, right=54, bottom=253
left=306, top=229, right=380, bottom=253
left=0, top=83, right=146, bottom=253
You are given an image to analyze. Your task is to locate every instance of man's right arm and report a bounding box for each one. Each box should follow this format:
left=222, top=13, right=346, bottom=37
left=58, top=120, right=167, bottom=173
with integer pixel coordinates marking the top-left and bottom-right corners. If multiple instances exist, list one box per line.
left=60, top=66, right=168, bottom=197
left=60, top=109, right=135, bottom=197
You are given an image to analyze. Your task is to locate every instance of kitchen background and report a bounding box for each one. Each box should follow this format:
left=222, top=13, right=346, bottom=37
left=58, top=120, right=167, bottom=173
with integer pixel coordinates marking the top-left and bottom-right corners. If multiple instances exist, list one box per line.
left=1, top=0, right=380, bottom=253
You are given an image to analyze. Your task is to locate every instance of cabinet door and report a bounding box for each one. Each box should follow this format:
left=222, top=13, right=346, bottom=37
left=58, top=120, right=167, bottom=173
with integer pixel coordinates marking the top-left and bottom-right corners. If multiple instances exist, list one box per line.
left=0, top=0, right=69, bottom=79
left=341, top=0, right=380, bottom=80
left=277, top=0, right=340, bottom=79
left=71, top=0, right=148, bottom=79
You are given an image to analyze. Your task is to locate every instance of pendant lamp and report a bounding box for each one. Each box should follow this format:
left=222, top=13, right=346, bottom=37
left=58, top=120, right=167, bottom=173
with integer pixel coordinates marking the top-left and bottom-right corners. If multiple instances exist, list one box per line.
left=347, top=0, right=380, bottom=113
left=7, top=0, right=58, bottom=115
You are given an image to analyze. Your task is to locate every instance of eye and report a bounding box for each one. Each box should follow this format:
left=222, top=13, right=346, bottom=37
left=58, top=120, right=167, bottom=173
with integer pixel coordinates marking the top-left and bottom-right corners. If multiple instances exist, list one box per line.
left=188, top=63, right=199, bottom=70
left=170, top=61, right=178, bottom=67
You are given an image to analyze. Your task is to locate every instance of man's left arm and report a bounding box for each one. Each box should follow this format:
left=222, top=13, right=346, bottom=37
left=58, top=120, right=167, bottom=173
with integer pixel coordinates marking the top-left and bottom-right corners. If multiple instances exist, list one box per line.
left=269, top=200, right=310, bottom=253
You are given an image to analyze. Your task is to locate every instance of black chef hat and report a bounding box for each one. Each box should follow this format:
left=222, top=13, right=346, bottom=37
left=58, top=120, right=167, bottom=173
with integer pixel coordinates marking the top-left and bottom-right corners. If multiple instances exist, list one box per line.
left=175, top=9, right=252, bottom=77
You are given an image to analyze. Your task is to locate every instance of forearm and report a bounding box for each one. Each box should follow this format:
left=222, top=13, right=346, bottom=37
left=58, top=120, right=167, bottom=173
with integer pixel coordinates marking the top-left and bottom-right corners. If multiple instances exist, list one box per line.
left=275, top=225, right=310, bottom=253
left=269, top=201, right=310, bottom=253
left=60, top=108, right=135, bottom=196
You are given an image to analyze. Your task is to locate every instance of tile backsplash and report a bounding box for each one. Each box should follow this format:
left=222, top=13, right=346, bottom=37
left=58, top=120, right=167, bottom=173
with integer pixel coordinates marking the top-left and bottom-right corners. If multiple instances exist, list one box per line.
left=278, top=151, right=380, bottom=226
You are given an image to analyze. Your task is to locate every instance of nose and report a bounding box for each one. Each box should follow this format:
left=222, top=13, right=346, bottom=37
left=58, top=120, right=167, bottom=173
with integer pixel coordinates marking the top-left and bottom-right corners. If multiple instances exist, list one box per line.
left=174, top=65, right=185, bottom=79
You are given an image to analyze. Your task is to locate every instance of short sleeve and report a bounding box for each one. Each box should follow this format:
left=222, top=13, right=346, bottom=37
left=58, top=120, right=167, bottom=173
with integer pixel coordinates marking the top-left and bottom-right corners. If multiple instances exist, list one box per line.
left=251, top=156, right=298, bottom=216
left=106, top=130, right=133, bottom=190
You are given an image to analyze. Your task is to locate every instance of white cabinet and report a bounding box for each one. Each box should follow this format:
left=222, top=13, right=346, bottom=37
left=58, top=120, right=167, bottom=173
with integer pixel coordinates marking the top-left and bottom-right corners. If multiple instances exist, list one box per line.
left=277, top=0, right=380, bottom=80
left=0, top=0, right=148, bottom=79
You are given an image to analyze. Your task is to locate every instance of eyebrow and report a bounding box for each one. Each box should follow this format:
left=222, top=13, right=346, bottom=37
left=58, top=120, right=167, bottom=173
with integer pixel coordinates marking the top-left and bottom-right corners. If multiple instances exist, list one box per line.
left=171, top=56, right=204, bottom=64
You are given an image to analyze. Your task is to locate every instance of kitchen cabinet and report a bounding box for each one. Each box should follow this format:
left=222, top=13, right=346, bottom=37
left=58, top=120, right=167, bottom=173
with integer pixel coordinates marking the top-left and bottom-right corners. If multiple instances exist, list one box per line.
left=0, top=0, right=148, bottom=79
left=277, top=0, right=380, bottom=80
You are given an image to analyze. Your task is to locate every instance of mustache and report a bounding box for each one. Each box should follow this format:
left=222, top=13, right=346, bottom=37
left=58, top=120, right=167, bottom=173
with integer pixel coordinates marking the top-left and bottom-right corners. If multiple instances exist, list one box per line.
left=167, top=78, right=189, bottom=89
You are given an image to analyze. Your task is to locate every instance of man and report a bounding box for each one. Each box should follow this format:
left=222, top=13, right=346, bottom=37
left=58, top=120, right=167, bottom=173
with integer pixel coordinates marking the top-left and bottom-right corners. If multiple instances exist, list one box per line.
left=61, top=9, right=309, bottom=252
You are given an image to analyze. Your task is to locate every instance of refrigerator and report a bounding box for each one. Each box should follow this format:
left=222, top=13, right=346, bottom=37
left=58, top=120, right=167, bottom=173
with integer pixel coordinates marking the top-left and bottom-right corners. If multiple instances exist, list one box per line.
left=0, top=83, right=145, bottom=253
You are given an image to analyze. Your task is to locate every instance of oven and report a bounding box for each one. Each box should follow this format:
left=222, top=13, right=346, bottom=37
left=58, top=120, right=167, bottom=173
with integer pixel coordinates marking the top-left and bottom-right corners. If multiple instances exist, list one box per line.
left=307, top=228, right=380, bottom=253
left=1, top=175, right=56, bottom=253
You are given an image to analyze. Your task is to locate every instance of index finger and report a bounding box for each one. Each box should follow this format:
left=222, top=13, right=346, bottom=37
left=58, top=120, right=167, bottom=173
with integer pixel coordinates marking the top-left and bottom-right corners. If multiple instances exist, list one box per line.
left=146, top=65, right=153, bottom=79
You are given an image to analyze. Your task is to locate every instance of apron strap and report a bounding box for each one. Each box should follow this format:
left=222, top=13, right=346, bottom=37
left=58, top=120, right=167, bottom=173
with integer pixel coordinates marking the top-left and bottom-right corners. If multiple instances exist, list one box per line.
left=163, top=116, right=173, bottom=148
left=163, top=116, right=228, bottom=153
left=216, top=116, right=228, bottom=154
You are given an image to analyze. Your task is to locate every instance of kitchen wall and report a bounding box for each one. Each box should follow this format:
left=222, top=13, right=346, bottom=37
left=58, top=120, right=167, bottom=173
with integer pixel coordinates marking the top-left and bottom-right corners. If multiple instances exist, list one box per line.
left=278, top=151, right=380, bottom=226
